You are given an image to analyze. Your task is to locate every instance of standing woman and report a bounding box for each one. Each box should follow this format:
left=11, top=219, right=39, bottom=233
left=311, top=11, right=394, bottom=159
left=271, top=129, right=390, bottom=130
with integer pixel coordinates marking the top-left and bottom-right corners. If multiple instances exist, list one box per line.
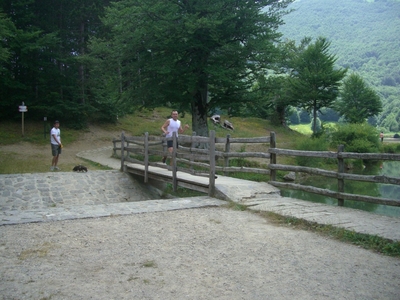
left=50, top=120, right=62, bottom=171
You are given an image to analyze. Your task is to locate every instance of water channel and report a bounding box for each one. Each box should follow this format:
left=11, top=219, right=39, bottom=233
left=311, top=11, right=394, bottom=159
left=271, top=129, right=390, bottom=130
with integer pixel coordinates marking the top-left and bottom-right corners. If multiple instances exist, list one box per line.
left=281, top=161, right=400, bottom=217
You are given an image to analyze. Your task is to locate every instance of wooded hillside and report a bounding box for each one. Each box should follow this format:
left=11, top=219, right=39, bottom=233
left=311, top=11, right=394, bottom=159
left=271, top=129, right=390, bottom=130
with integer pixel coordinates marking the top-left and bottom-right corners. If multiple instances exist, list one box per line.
left=279, top=0, right=400, bottom=131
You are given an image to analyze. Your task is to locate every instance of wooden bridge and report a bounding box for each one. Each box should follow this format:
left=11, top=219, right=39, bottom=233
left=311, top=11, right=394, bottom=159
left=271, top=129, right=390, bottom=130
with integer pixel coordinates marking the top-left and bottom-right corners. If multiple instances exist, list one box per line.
left=124, top=162, right=211, bottom=195
left=113, top=131, right=400, bottom=207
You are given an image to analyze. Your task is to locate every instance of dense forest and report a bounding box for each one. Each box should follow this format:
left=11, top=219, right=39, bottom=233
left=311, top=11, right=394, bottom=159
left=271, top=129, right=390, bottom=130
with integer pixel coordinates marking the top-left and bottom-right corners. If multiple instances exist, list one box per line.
left=1, top=0, right=399, bottom=133
left=279, top=0, right=400, bottom=132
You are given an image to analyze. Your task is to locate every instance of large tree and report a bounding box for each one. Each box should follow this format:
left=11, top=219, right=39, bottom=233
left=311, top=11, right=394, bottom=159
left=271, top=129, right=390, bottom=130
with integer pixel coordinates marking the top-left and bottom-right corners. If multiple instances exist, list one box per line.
left=289, top=37, right=347, bottom=133
left=335, top=73, right=382, bottom=124
left=89, top=0, right=293, bottom=136
left=0, top=0, right=109, bottom=127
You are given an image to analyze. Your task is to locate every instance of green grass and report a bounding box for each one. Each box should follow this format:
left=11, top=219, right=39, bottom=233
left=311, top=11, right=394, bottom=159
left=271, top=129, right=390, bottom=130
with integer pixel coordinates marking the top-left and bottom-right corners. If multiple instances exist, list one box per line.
left=258, top=211, right=400, bottom=257
left=289, top=122, right=338, bottom=136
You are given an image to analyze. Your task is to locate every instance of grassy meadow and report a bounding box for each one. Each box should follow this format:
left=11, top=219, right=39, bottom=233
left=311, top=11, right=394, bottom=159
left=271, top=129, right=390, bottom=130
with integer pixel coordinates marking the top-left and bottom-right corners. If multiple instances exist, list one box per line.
left=0, top=107, right=305, bottom=174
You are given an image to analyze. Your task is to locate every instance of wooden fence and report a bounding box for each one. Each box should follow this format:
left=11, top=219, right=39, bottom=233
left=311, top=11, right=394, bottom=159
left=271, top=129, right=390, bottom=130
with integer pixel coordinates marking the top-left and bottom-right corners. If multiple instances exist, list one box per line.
left=113, top=131, right=400, bottom=207
left=269, top=132, right=400, bottom=207
left=113, top=130, right=270, bottom=196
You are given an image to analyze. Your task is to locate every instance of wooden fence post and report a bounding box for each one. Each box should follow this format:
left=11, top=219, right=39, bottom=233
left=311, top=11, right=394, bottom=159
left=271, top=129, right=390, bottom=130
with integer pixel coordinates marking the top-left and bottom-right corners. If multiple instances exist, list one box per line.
left=224, top=134, right=230, bottom=176
left=209, top=130, right=216, bottom=196
left=270, top=132, right=276, bottom=181
left=337, top=144, right=345, bottom=206
left=112, top=138, right=117, bottom=156
left=172, top=132, right=178, bottom=192
left=126, top=140, right=130, bottom=159
left=120, top=131, right=125, bottom=172
left=190, top=131, right=196, bottom=173
left=144, top=132, right=149, bottom=183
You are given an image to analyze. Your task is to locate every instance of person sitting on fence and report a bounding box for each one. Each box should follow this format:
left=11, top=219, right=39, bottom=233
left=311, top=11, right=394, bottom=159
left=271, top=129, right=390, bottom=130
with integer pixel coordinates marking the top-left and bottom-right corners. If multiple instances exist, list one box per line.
left=161, top=110, right=190, bottom=165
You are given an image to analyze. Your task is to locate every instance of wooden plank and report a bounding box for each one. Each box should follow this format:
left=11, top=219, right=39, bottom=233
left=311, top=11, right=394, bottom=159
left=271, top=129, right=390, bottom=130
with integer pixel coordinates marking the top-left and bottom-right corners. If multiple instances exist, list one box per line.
left=269, top=164, right=337, bottom=178
left=269, top=148, right=338, bottom=159
left=339, top=152, right=400, bottom=160
left=269, top=164, right=400, bottom=185
left=216, top=137, right=270, bottom=143
left=209, top=130, right=216, bottom=196
left=269, top=181, right=400, bottom=207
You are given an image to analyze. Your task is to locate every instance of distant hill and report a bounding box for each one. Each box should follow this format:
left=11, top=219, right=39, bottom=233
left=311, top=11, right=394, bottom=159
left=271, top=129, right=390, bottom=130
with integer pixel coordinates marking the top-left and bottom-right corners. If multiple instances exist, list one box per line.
left=279, top=0, right=400, bottom=131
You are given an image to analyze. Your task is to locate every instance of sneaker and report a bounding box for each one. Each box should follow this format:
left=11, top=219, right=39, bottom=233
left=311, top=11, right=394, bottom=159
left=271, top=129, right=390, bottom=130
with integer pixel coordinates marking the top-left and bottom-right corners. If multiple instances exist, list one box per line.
left=54, top=166, right=61, bottom=171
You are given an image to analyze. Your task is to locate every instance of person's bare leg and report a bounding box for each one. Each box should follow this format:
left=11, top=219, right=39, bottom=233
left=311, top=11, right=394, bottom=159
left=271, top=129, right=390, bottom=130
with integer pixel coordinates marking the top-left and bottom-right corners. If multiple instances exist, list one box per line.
left=168, top=147, right=173, bottom=166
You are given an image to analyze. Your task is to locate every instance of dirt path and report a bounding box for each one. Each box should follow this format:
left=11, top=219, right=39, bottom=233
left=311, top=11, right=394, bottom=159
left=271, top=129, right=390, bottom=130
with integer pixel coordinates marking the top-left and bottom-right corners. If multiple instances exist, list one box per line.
left=1, top=208, right=399, bottom=300
left=1, top=125, right=399, bottom=299
left=0, top=125, right=123, bottom=171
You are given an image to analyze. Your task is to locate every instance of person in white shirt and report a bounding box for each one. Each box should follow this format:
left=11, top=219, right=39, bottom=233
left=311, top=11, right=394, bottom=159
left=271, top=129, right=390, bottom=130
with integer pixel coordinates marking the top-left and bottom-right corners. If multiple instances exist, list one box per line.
left=50, top=120, right=62, bottom=171
left=161, top=110, right=189, bottom=165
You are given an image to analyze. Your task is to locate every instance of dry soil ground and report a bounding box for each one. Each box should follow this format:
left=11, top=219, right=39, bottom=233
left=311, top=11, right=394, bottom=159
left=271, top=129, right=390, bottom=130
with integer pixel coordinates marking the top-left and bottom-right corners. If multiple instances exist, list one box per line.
left=0, top=126, right=399, bottom=299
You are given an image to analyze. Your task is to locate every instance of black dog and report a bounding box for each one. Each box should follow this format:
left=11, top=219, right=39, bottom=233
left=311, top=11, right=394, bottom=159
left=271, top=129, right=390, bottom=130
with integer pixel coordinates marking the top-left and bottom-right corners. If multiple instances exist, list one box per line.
left=73, top=165, right=88, bottom=172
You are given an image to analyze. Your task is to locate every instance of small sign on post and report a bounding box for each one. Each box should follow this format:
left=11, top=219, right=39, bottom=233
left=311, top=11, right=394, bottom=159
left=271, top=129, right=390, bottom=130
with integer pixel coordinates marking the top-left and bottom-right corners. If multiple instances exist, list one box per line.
left=18, top=102, right=28, bottom=137
left=44, top=117, right=47, bottom=138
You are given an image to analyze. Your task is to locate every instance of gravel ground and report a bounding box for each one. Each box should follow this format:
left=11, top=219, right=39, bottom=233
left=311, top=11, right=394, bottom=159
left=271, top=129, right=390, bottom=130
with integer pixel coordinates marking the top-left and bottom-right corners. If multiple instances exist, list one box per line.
left=1, top=207, right=399, bottom=300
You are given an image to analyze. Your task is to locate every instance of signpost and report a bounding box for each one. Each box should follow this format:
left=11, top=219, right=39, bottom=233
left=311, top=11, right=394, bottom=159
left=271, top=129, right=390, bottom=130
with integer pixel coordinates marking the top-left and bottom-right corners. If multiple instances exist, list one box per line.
left=44, top=117, right=47, bottom=138
left=19, top=102, right=28, bottom=136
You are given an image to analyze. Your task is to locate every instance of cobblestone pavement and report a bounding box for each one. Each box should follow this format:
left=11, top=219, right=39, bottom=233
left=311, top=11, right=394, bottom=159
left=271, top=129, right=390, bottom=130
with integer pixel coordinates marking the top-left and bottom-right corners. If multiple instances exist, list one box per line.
left=0, top=170, right=226, bottom=226
left=1, top=147, right=399, bottom=243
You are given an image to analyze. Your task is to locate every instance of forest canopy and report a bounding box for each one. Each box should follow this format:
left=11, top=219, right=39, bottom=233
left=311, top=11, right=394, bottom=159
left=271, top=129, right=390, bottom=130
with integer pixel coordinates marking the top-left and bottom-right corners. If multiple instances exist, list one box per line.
left=1, top=0, right=398, bottom=132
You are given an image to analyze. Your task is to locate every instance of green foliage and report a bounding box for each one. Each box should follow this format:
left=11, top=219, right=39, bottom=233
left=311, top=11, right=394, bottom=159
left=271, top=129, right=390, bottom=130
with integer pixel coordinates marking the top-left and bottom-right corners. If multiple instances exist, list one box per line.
left=330, top=123, right=381, bottom=153
left=280, top=0, right=400, bottom=132
left=288, top=108, right=300, bottom=125
left=319, top=108, right=340, bottom=122
left=262, top=212, right=400, bottom=257
left=288, top=37, right=347, bottom=133
left=382, top=143, right=400, bottom=154
left=294, top=135, right=335, bottom=167
left=336, top=73, right=382, bottom=123
left=310, top=117, right=321, bottom=133
left=0, top=0, right=109, bottom=124
left=89, top=0, right=293, bottom=136
left=299, top=110, right=311, bottom=123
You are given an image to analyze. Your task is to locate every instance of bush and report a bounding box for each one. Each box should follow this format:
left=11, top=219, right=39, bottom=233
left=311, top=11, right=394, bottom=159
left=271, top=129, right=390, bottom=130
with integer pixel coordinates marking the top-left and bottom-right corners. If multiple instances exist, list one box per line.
left=394, top=133, right=399, bottom=138
left=383, top=144, right=397, bottom=154
left=289, top=110, right=300, bottom=125
left=294, top=136, right=335, bottom=167
left=310, top=117, right=322, bottom=133
left=330, top=123, right=381, bottom=153
left=299, top=110, right=311, bottom=123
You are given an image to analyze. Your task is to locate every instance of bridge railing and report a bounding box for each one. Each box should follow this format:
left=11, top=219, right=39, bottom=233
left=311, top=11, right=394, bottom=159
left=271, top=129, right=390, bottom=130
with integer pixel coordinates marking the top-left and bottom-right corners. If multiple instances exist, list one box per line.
left=113, top=131, right=400, bottom=207
left=269, top=135, right=400, bottom=207
left=113, top=130, right=271, bottom=196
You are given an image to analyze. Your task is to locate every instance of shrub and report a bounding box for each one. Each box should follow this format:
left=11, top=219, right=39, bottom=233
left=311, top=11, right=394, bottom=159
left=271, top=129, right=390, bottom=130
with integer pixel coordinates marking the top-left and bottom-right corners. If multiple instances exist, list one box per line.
left=310, top=117, right=322, bottom=133
left=294, top=136, right=334, bottom=167
left=394, top=133, right=399, bottom=138
left=299, top=110, right=311, bottom=123
left=289, top=110, right=300, bottom=125
left=330, top=123, right=381, bottom=153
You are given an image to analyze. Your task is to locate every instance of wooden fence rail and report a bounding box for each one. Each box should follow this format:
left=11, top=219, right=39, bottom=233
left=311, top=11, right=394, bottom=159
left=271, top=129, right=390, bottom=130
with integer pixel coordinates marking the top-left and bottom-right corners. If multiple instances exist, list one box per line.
left=113, top=131, right=400, bottom=207
left=268, top=133, right=400, bottom=207
left=113, top=130, right=271, bottom=196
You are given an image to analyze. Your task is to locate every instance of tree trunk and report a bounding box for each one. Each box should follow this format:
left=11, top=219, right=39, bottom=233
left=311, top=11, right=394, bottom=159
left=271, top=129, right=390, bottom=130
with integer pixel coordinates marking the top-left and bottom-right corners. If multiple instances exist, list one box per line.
left=276, top=104, right=288, bottom=128
left=191, top=79, right=209, bottom=147
left=79, top=20, right=85, bottom=104
left=312, top=103, right=317, bottom=133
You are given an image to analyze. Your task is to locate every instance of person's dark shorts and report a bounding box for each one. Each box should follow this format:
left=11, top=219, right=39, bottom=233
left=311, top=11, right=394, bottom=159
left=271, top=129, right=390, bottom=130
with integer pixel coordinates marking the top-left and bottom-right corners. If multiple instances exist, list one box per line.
left=167, top=140, right=179, bottom=148
left=51, top=144, right=62, bottom=156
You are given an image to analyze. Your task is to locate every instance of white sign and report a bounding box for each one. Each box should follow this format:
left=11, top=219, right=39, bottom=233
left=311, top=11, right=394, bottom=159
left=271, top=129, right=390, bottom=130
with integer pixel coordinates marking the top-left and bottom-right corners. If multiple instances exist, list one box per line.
left=19, top=105, right=27, bottom=112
